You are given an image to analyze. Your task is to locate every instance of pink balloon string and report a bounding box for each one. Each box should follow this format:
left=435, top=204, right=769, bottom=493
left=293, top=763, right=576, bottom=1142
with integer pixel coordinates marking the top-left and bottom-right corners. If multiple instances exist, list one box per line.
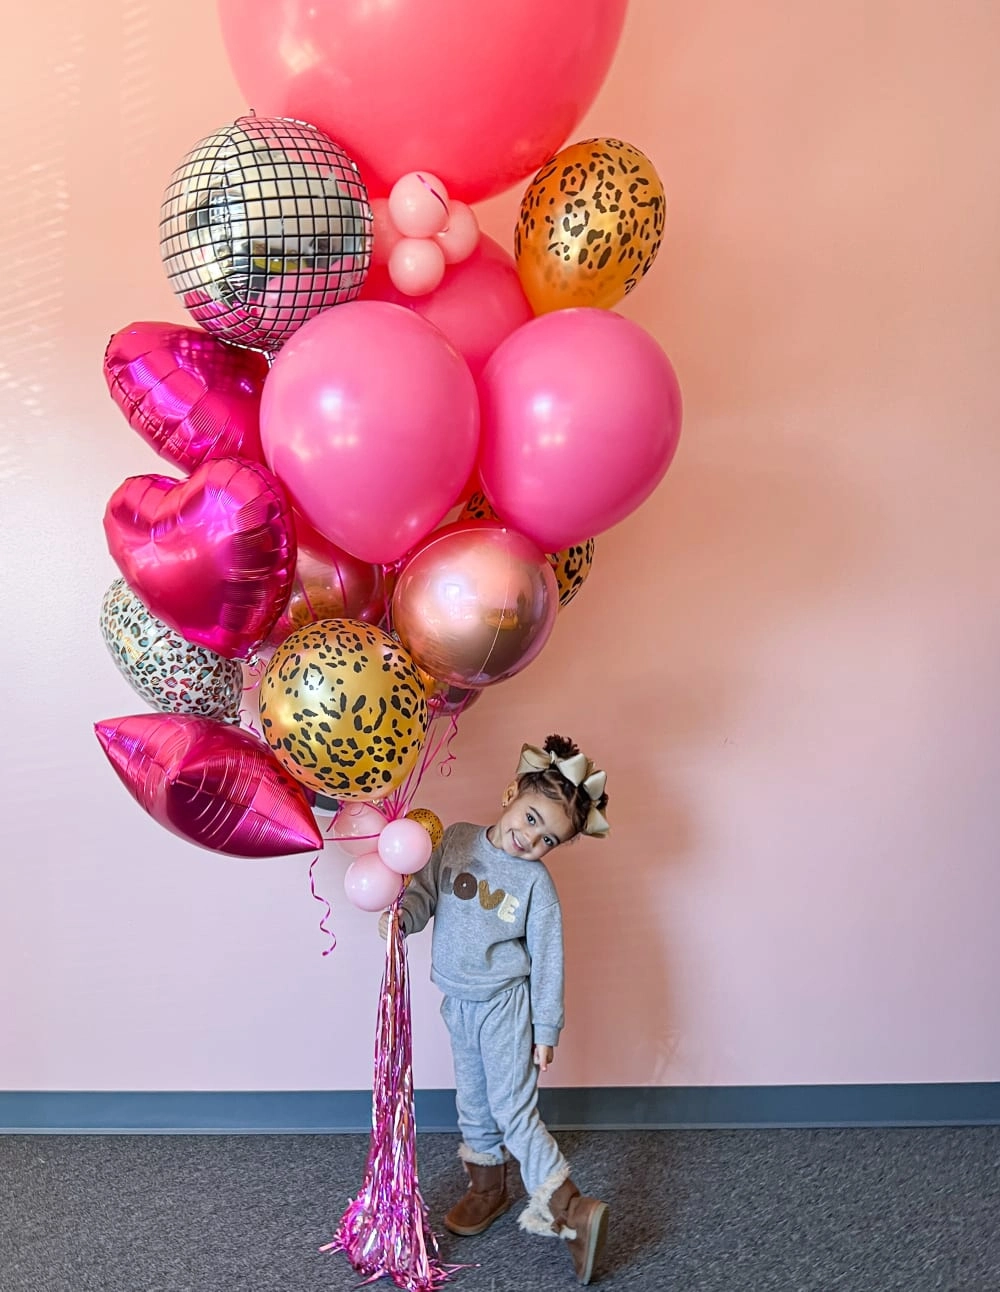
left=323, top=908, right=462, bottom=1290
left=242, top=656, right=265, bottom=692
left=308, top=854, right=337, bottom=956
left=416, top=173, right=450, bottom=220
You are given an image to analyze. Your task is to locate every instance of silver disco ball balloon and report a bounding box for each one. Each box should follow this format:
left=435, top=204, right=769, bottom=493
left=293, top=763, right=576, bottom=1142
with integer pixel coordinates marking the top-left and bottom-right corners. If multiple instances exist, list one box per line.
left=160, top=115, right=372, bottom=352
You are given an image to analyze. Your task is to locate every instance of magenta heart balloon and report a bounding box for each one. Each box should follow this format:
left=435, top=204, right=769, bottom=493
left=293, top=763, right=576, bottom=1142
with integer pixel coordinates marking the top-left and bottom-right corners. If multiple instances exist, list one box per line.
left=95, top=713, right=322, bottom=857
left=103, top=458, right=295, bottom=659
left=104, top=321, right=269, bottom=472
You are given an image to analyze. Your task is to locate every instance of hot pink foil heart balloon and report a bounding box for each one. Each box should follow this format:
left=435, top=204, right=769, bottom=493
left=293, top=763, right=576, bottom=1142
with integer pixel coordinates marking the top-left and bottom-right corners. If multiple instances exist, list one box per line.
left=95, top=713, right=322, bottom=857
left=103, top=458, right=296, bottom=659
left=104, top=321, right=269, bottom=473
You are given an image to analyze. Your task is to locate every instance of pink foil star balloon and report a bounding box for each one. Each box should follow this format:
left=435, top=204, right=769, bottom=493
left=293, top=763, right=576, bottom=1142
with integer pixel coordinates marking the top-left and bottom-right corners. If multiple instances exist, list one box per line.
left=95, top=713, right=322, bottom=857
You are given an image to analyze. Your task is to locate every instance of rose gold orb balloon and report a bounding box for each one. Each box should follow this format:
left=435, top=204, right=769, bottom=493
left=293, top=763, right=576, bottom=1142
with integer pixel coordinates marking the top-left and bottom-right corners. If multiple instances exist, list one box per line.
left=392, top=521, right=558, bottom=688
left=268, top=542, right=385, bottom=648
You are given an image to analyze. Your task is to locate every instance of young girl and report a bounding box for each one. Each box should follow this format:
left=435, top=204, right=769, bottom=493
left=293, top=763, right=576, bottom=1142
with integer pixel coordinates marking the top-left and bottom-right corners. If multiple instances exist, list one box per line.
left=384, top=734, right=611, bottom=1285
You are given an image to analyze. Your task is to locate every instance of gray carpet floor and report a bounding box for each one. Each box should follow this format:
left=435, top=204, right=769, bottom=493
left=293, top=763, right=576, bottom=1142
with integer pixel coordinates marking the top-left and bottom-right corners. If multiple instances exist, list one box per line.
left=2, top=1128, right=998, bottom=1291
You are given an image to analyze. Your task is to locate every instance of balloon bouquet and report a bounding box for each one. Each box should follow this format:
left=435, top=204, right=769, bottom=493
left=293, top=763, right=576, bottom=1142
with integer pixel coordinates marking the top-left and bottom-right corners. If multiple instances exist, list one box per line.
left=94, top=3, right=682, bottom=1288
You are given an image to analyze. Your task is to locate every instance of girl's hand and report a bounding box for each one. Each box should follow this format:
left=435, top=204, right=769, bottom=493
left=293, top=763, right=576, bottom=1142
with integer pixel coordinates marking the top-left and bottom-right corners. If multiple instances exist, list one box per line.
left=533, top=1045, right=554, bottom=1072
left=378, top=911, right=390, bottom=940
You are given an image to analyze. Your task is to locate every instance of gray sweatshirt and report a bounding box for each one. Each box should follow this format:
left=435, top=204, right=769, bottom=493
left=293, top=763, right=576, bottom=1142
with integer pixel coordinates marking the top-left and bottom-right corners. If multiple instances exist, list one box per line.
left=398, top=821, right=565, bottom=1047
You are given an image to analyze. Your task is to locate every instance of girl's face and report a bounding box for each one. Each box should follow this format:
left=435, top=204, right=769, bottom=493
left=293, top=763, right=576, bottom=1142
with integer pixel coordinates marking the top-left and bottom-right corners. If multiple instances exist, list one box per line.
left=490, top=789, right=575, bottom=861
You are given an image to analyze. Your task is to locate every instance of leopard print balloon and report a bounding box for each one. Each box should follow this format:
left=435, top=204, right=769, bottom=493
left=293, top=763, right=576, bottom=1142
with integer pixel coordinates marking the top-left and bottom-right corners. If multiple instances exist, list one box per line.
left=548, top=539, right=595, bottom=608
left=100, top=576, right=242, bottom=721
left=459, top=494, right=594, bottom=608
left=458, top=492, right=497, bottom=523
left=515, top=137, right=665, bottom=314
left=259, top=619, right=427, bottom=799
left=405, top=807, right=444, bottom=850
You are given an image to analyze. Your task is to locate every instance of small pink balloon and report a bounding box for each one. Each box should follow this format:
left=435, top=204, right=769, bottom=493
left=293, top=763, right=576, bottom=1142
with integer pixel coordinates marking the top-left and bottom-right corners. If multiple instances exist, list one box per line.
left=95, top=713, right=322, bottom=857
left=371, top=197, right=402, bottom=267
left=436, top=202, right=480, bottom=265
left=388, top=238, right=447, bottom=296
left=360, top=236, right=532, bottom=378
left=330, top=802, right=387, bottom=858
left=389, top=171, right=450, bottom=238
left=344, top=852, right=404, bottom=911
left=377, top=817, right=433, bottom=875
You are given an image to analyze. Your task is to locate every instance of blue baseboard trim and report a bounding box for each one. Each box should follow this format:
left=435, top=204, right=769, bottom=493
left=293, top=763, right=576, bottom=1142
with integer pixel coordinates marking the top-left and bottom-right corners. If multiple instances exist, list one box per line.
left=1, top=1084, right=998, bottom=1134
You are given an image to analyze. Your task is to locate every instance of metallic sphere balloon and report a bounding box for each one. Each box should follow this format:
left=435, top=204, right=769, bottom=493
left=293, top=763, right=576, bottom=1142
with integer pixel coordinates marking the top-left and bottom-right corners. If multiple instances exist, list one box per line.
left=391, top=522, right=558, bottom=689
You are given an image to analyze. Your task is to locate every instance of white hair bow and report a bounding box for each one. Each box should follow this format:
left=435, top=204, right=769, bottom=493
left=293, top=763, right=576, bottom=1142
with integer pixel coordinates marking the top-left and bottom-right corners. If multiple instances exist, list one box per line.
left=515, top=743, right=609, bottom=838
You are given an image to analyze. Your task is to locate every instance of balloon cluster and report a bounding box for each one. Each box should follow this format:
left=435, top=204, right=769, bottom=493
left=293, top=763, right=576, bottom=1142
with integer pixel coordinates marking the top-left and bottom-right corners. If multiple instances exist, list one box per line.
left=329, top=804, right=443, bottom=912
left=372, top=172, right=481, bottom=297
left=93, top=6, right=681, bottom=894
left=89, top=3, right=683, bottom=1289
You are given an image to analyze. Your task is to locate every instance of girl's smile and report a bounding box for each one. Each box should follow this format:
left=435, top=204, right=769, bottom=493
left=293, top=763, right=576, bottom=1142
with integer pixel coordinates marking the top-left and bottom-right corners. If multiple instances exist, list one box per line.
left=488, top=789, right=575, bottom=861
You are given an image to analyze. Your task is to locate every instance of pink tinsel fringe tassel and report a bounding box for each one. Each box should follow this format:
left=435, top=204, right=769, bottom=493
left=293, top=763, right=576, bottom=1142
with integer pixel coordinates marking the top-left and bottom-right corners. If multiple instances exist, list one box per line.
left=322, top=907, right=458, bottom=1291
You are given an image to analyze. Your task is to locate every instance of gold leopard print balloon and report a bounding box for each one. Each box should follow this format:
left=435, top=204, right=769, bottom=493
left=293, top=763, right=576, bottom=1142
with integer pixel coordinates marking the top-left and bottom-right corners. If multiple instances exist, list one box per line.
left=547, top=539, right=595, bottom=609
left=460, top=494, right=594, bottom=609
left=458, top=492, right=497, bottom=522
left=405, top=807, right=444, bottom=850
left=259, top=619, right=427, bottom=800
left=515, top=137, right=665, bottom=314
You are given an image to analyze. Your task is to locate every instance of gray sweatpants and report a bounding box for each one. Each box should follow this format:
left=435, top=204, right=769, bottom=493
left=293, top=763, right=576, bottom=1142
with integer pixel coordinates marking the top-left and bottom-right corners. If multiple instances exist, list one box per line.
left=441, top=982, right=568, bottom=1195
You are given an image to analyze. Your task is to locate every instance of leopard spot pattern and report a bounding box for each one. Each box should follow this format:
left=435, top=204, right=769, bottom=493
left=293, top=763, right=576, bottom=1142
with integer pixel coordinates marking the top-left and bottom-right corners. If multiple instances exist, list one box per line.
left=259, top=619, right=427, bottom=799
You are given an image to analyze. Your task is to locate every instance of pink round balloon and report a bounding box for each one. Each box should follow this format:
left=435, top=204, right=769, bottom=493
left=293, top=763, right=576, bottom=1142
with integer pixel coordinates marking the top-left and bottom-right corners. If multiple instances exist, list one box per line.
left=478, top=310, right=683, bottom=552
left=95, top=713, right=322, bottom=857
left=104, top=322, right=269, bottom=473
left=377, top=817, right=433, bottom=875
left=103, top=458, right=296, bottom=660
left=392, top=521, right=558, bottom=688
left=260, top=301, right=479, bottom=565
left=330, top=802, right=388, bottom=858
left=344, top=852, right=404, bottom=911
left=216, top=0, right=629, bottom=204
left=388, top=172, right=450, bottom=238
left=388, top=238, right=446, bottom=297
left=436, top=202, right=480, bottom=265
left=360, top=236, right=532, bottom=379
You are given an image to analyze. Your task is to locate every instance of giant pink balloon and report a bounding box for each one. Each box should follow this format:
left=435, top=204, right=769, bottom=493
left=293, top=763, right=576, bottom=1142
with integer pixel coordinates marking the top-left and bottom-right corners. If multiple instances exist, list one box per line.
left=104, top=321, right=268, bottom=473
left=103, top=458, right=296, bottom=660
left=260, top=301, right=479, bottom=565
left=95, top=713, right=323, bottom=857
left=360, top=236, right=533, bottom=379
left=216, top=0, right=629, bottom=204
left=478, top=310, right=683, bottom=552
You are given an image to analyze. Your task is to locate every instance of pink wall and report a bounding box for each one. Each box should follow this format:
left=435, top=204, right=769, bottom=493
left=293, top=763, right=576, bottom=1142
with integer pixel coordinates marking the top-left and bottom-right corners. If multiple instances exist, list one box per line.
left=2, top=1, right=999, bottom=1093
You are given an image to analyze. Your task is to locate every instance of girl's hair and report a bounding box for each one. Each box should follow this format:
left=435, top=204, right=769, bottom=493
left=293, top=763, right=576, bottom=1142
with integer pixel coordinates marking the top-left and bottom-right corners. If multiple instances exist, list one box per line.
left=515, top=734, right=609, bottom=838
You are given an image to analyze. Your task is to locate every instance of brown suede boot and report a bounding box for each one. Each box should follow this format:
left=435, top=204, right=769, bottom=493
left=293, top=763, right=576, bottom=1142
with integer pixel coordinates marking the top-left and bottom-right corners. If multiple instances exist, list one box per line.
left=443, top=1159, right=511, bottom=1236
left=548, top=1178, right=609, bottom=1285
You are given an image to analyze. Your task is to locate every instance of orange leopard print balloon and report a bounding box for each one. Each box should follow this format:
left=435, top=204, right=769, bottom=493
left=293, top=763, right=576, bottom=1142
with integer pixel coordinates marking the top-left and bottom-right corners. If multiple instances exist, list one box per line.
left=515, top=137, right=665, bottom=314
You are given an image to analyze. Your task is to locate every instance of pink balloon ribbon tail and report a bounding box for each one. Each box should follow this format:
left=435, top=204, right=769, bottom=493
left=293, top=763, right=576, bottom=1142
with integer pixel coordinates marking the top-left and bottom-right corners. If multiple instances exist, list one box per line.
left=324, top=909, right=461, bottom=1290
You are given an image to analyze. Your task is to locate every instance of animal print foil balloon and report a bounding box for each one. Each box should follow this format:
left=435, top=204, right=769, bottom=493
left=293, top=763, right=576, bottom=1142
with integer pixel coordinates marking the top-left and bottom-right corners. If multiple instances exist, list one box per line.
left=160, top=116, right=372, bottom=352
left=259, top=620, right=428, bottom=800
left=100, top=577, right=243, bottom=721
left=515, top=137, right=665, bottom=314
